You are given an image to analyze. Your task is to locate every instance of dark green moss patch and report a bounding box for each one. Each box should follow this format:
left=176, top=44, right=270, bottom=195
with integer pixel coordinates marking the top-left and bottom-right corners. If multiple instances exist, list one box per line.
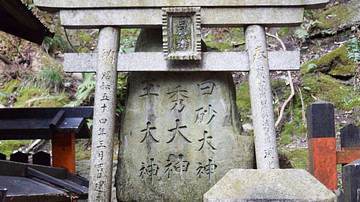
left=301, top=45, right=356, bottom=77
left=280, top=149, right=309, bottom=169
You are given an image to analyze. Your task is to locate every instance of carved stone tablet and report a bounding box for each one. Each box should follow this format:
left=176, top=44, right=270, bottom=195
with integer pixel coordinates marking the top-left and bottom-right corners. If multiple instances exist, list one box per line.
left=116, top=72, right=255, bottom=201
left=162, top=7, right=201, bottom=60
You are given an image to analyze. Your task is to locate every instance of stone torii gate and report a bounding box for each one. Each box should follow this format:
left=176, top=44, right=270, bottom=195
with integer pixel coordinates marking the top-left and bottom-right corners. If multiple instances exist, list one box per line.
left=34, top=1, right=328, bottom=201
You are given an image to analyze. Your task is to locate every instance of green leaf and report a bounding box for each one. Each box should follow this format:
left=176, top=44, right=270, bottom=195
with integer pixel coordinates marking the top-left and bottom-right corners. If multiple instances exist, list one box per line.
left=28, top=3, right=35, bottom=8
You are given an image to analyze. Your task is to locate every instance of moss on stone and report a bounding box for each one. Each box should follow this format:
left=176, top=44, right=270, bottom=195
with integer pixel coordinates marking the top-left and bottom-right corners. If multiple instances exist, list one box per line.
left=302, top=73, right=360, bottom=110
left=313, top=2, right=358, bottom=30
left=236, top=82, right=251, bottom=113
left=301, top=45, right=356, bottom=77
left=0, top=79, right=21, bottom=95
left=281, top=149, right=308, bottom=169
left=41, top=53, right=63, bottom=70
left=11, top=84, right=69, bottom=108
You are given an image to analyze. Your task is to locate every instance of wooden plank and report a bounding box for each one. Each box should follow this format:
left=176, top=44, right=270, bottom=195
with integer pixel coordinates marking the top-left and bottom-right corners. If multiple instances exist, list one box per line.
left=34, top=0, right=329, bottom=9
left=64, top=51, right=300, bottom=72
left=336, top=150, right=360, bottom=164
left=308, top=138, right=338, bottom=191
left=59, top=7, right=303, bottom=28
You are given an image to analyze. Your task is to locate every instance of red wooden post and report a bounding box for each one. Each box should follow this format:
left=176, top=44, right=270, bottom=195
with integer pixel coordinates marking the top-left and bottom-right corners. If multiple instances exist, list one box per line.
left=307, top=101, right=337, bottom=191
left=52, top=133, right=76, bottom=174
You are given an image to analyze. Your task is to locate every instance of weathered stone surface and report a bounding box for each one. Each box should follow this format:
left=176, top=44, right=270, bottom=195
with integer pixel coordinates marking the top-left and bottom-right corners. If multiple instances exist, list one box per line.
left=204, top=169, right=337, bottom=202
left=342, top=158, right=360, bottom=202
left=64, top=51, right=300, bottom=73
left=34, top=0, right=329, bottom=9
left=116, top=71, right=254, bottom=201
left=246, top=25, right=279, bottom=169
left=58, top=8, right=304, bottom=28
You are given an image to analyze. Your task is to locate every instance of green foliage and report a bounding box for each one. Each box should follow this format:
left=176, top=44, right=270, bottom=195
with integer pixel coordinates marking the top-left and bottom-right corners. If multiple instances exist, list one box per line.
left=295, top=20, right=321, bottom=43
left=301, top=45, right=356, bottom=75
left=236, top=81, right=251, bottom=122
left=43, top=35, right=69, bottom=54
left=0, top=140, right=32, bottom=158
left=66, top=73, right=128, bottom=116
left=279, top=133, right=292, bottom=146
left=346, top=36, right=360, bottom=62
left=281, top=149, right=309, bottom=169
left=303, top=73, right=360, bottom=110
left=120, top=29, right=140, bottom=53
left=277, top=27, right=291, bottom=37
left=66, top=73, right=96, bottom=106
left=116, top=73, right=127, bottom=116
left=295, top=28, right=309, bottom=43
left=313, top=3, right=356, bottom=30
left=306, top=63, right=318, bottom=73
left=35, top=67, right=64, bottom=93
left=28, top=3, right=35, bottom=8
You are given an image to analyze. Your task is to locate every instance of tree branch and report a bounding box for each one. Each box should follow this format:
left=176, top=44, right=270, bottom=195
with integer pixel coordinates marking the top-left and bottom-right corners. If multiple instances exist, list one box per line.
left=266, top=32, right=296, bottom=128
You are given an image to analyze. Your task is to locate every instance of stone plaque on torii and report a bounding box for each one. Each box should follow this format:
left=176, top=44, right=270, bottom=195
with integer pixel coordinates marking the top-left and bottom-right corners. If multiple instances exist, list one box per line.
left=34, top=1, right=328, bottom=201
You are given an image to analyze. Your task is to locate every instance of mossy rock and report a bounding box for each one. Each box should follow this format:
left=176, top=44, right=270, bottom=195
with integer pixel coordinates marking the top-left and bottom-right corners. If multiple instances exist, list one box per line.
left=280, top=149, right=308, bottom=169
left=313, top=1, right=359, bottom=30
left=302, top=73, right=360, bottom=110
left=301, top=45, right=356, bottom=78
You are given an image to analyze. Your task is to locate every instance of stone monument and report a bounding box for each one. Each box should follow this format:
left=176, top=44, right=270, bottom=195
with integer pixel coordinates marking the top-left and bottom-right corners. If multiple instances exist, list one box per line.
left=116, top=29, right=254, bottom=201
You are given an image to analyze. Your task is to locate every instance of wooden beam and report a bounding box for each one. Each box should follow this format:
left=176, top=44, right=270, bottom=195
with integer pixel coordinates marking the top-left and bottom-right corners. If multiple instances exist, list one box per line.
left=64, top=51, right=300, bottom=72
left=336, top=150, right=360, bottom=165
left=34, top=0, right=329, bottom=9
left=59, top=8, right=304, bottom=28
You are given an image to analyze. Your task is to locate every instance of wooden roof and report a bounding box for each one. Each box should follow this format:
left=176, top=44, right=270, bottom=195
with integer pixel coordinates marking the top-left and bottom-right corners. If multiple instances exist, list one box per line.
left=0, top=0, right=53, bottom=44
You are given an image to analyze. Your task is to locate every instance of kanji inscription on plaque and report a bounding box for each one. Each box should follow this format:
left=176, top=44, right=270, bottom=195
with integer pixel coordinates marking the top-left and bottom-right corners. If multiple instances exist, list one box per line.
left=162, top=7, right=201, bottom=60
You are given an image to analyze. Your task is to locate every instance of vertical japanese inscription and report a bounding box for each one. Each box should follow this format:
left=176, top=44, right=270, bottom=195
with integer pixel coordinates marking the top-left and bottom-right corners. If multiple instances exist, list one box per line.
left=90, top=27, right=120, bottom=202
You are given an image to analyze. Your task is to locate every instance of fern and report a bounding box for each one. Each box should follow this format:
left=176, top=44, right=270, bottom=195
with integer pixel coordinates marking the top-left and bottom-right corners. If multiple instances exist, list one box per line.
left=66, top=73, right=96, bottom=106
left=346, top=36, right=360, bottom=62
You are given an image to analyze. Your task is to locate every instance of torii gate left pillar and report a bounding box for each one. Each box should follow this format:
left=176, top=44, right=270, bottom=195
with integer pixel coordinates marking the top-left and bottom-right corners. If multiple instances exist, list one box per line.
left=89, top=27, right=120, bottom=201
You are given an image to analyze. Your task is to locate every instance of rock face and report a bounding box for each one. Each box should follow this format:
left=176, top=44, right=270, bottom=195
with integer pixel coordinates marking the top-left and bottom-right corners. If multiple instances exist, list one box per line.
left=204, top=169, right=337, bottom=202
left=115, top=29, right=254, bottom=201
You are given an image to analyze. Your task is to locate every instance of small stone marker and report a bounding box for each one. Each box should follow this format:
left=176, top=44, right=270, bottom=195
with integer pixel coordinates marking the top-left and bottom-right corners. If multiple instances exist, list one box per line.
left=10, top=152, right=28, bottom=163
left=204, top=169, right=337, bottom=202
left=342, top=158, right=360, bottom=202
left=340, top=124, right=360, bottom=148
left=33, top=151, right=51, bottom=166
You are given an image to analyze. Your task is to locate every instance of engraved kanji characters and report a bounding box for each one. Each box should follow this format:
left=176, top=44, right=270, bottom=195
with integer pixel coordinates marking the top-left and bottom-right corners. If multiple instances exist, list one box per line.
left=139, top=158, right=159, bottom=184
left=196, top=159, right=217, bottom=182
left=167, top=119, right=191, bottom=143
left=198, top=79, right=216, bottom=95
left=140, top=121, right=158, bottom=143
left=194, top=104, right=217, bottom=124
left=167, top=85, right=189, bottom=112
left=198, top=130, right=216, bottom=151
left=164, top=154, right=189, bottom=180
left=139, top=81, right=159, bottom=98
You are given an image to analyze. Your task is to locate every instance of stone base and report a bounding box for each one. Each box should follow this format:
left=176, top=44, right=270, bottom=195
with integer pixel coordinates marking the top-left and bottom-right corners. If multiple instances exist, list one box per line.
left=204, top=169, right=336, bottom=202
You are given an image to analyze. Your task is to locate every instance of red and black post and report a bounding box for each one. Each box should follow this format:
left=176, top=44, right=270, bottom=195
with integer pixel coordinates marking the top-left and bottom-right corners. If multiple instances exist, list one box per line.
left=307, top=101, right=337, bottom=191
